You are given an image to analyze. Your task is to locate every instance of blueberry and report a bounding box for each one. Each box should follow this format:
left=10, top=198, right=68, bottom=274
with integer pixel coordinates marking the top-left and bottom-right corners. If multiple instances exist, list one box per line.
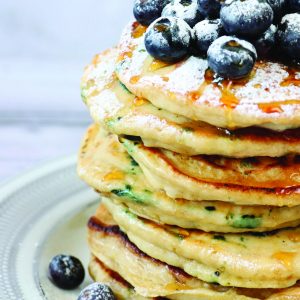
left=277, top=13, right=300, bottom=61
left=197, top=0, right=222, bottom=18
left=133, top=0, right=170, bottom=26
left=193, top=19, right=224, bottom=54
left=288, top=0, right=300, bottom=12
left=78, top=283, right=116, bottom=300
left=220, top=0, right=274, bottom=38
left=253, top=24, right=277, bottom=56
left=266, top=0, right=286, bottom=22
left=207, top=36, right=257, bottom=79
left=162, top=0, right=203, bottom=27
left=48, top=255, right=85, bottom=290
left=145, top=17, right=192, bottom=63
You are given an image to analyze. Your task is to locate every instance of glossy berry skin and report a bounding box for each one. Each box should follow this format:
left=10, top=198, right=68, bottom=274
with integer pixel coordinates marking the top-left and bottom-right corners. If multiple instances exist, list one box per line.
left=266, top=0, right=285, bottom=23
left=220, top=0, right=274, bottom=38
left=253, top=24, right=277, bottom=56
left=145, top=17, right=192, bottom=63
left=48, top=255, right=85, bottom=290
left=288, top=0, right=300, bottom=12
left=197, top=0, right=222, bottom=18
left=277, top=13, right=300, bottom=61
left=162, top=0, right=203, bottom=27
left=78, top=283, right=116, bottom=300
left=207, top=36, right=257, bottom=79
left=133, top=0, right=170, bottom=26
left=193, top=19, right=224, bottom=53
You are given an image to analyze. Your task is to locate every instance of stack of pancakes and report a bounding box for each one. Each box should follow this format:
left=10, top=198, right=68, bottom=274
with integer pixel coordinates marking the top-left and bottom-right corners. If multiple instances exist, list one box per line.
left=78, top=21, right=300, bottom=299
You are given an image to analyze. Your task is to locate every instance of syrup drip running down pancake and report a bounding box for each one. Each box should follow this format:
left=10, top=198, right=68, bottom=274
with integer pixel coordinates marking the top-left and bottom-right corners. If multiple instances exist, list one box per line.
left=88, top=203, right=300, bottom=299
left=104, top=198, right=300, bottom=289
left=78, top=124, right=300, bottom=232
left=81, top=48, right=300, bottom=158
left=116, top=21, right=300, bottom=131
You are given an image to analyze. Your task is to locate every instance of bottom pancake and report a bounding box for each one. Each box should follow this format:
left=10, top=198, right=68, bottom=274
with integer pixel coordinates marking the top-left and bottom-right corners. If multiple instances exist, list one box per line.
left=88, top=202, right=300, bottom=299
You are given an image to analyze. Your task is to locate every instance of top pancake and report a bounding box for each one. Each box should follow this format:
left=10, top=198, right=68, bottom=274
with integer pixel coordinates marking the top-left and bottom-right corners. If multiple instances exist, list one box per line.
left=116, top=21, right=300, bottom=131
left=81, top=48, right=300, bottom=158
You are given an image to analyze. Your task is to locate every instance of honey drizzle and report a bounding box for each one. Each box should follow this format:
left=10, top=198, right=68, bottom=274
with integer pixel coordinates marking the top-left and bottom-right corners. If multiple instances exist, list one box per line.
left=131, top=22, right=147, bottom=39
left=205, top=69, right=240, bottom=109
left=219, top=82, right=240, bottom=109
left=258, top=103, right=284, bottom=114
left=272, top=252, right=296, bottom=268
left=133, top=97, right=147, bottom=106
left=258, top=100, right=300, bottom=114
left=130, top=75, right=141, bottom=84
left=280, top=68, right=300, bottom=87
left=187, top=70, right=241, bottom=112
left=149, top=59, right=171, bottom=72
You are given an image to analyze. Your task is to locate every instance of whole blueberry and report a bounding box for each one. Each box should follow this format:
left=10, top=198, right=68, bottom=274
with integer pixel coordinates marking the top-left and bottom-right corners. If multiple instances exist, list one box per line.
left=48, top=255, right=85, bottom=290
left=162, top=0, right=203, bottom=27
left=193, top=19, right=224, bottom=53
left=220, top=0, right=274, bottom=38
left=197, top=0, right=222, bottom=18
left=78, top=283, right=116, bottom=300
left=145, top=17, right=192, bottom=63
left=133, top=0, right=170, bottom=26
left=253, top=24, right=277, bottom=56
left=288, top=0, right=300, bottom=12
left=277, top=13, right=300, bottom=61
left=207, top=36, right=257, bottom=79
left=266, top=0, right=286, bottom=22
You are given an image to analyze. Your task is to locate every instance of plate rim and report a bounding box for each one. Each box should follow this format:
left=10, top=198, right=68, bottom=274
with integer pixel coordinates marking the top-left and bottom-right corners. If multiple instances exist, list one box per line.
left=0, top=154, right=93, bottom=300
left=0, top=154, right=77, bottom=203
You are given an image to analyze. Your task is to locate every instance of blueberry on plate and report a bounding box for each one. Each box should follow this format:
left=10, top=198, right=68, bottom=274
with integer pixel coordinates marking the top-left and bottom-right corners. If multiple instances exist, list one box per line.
left=48, top=255, right=85, bottom=290
left=145, top=16, right=192, bottom=63
left=133, top=0, right=170, bottom=26
left=288, top=0, right=300, bottom=12
left=207, top=36, right=257, bottom=79
left=162, top=0, right=203, bottom=27
left=220, top=0, right=274, bottom=38
left=78, top=283, right=116, bottom=300
left=266, top=0, right=286, bottom=23
left=253, top=24, right=277, bottom=57
left=193, top=19, right=224, bottom=54
left=197, top=0, right=222, bottom=18
left=277, top=13, right=300, bottom=60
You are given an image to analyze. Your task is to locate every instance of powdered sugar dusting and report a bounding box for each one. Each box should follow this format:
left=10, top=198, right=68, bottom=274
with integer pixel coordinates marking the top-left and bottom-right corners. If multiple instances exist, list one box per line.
left=146, top=16, right=192, bottom=48
left=116, top=20, right=300, bottom=129
left=220, top=0, right=274, bottom=37
left=194, top=19, right=222, bottom=44
left=166, top=56, right=208, bottom=93
left=281, top=13, right=300, bottom=31
left=162, top=0, right=203, bottom=26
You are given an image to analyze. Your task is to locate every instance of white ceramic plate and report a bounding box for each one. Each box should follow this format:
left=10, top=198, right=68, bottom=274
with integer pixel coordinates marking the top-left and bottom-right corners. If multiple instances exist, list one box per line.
left=0, top=156, right=99, bottom=300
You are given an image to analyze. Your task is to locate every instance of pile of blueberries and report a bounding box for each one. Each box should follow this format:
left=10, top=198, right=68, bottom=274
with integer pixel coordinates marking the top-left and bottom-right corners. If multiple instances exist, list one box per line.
left=134, top=0, right=300, bottom=79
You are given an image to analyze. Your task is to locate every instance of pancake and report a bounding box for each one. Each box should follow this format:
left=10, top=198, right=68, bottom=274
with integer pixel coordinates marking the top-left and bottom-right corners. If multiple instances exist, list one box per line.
left=88, top=203, right=223, bottom=298
left=78, top=124, right=300, bottom=232
left=155, top=149, right=300, bottom=189
left=89, top=256, right=153, bottom=300
left=122, top=137, right=300, bottom=207
left=88, top=203, right=300, bottom=299
left=81, top=48, right=300, bottom=158
left=116, top=21, right=300, bottom=131
left=103, top=198, right=300, bottom=289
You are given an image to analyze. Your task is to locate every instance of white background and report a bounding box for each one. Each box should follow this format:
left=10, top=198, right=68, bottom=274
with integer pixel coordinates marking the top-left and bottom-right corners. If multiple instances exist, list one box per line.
left=0, top=0, right=132, bottom=181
